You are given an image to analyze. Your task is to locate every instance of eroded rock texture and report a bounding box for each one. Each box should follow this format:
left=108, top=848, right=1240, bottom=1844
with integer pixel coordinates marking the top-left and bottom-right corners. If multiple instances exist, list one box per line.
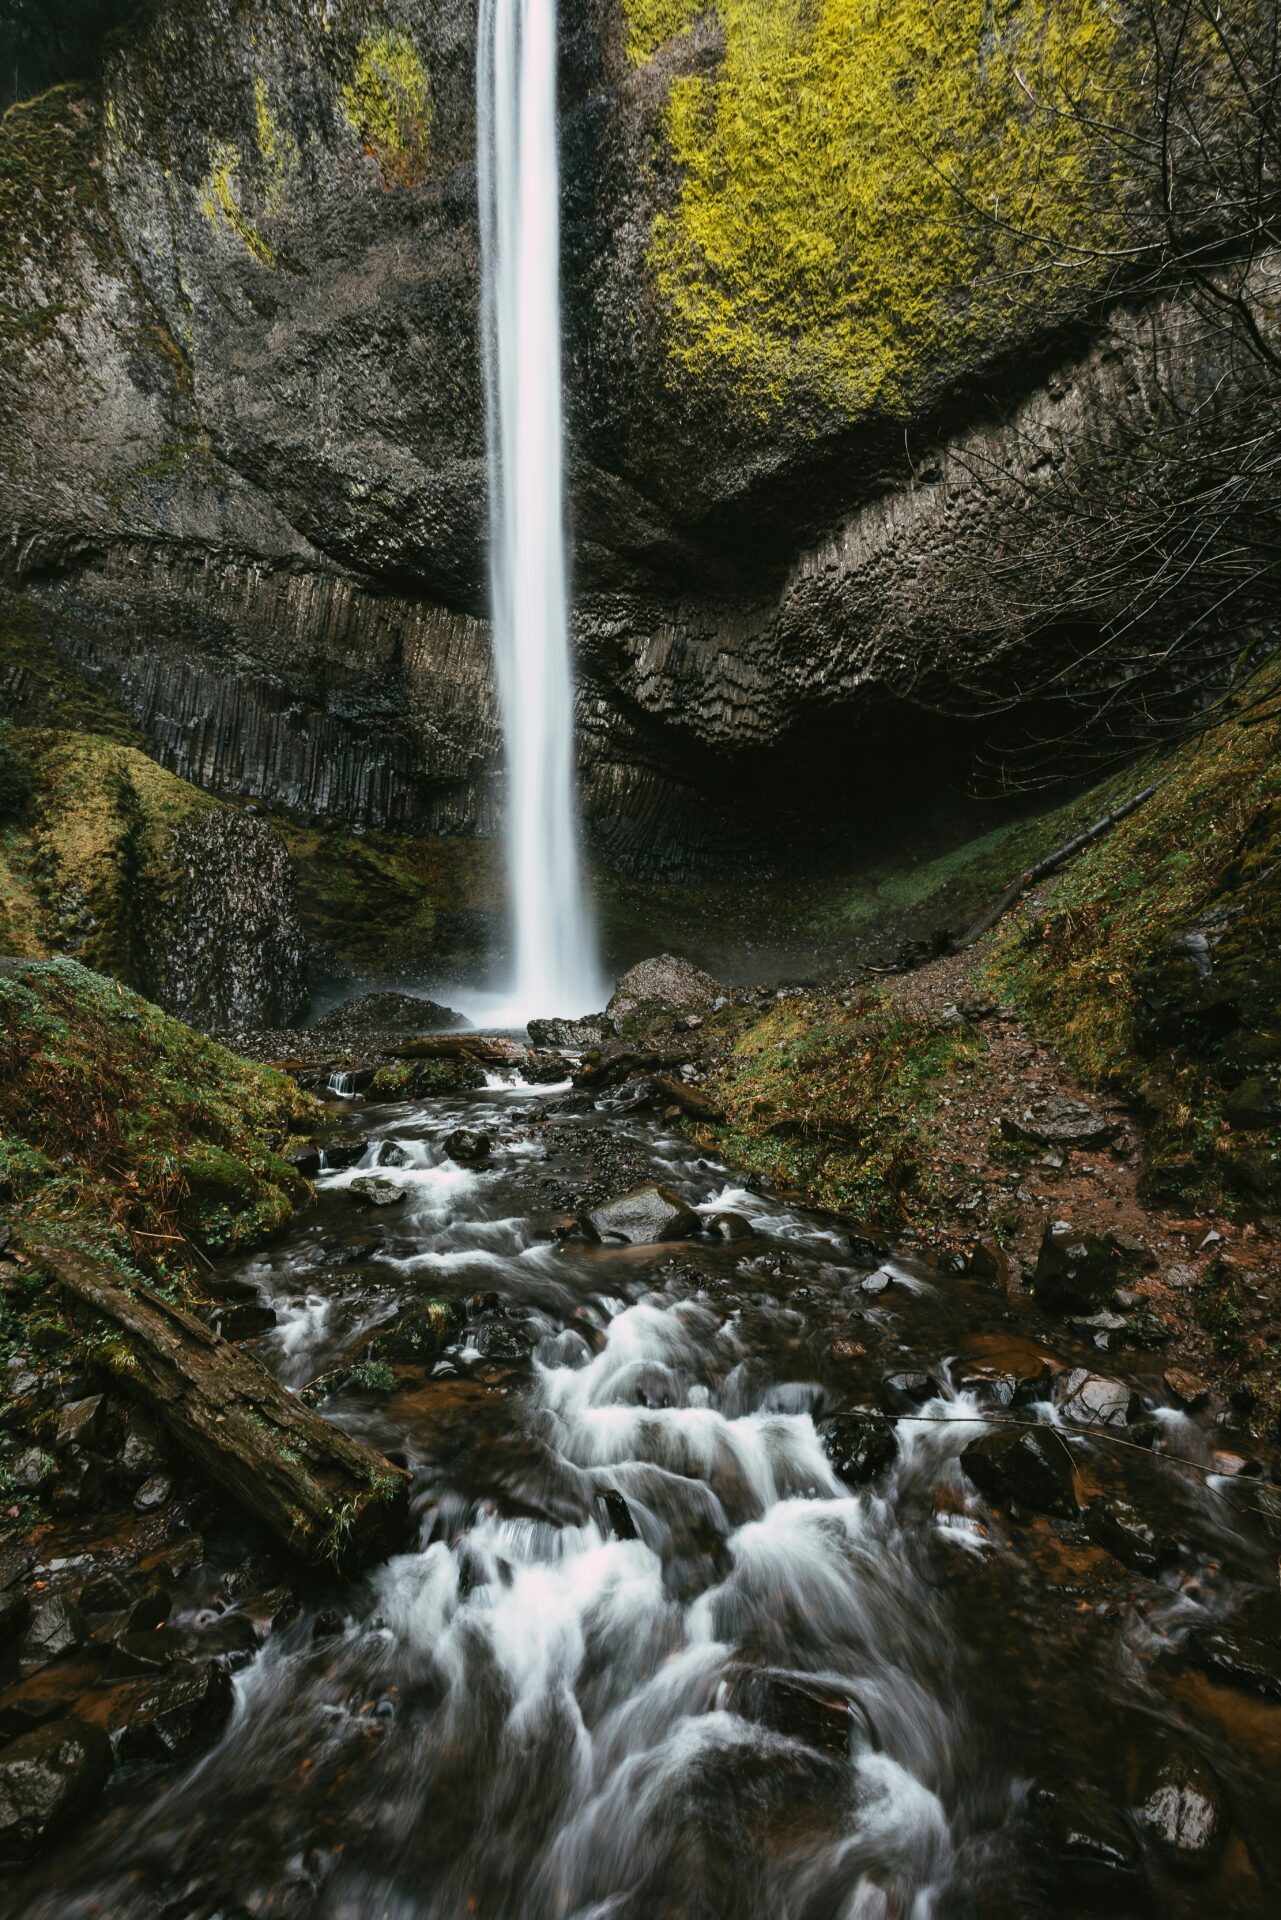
left=1, top=0, right=1272, bottom=873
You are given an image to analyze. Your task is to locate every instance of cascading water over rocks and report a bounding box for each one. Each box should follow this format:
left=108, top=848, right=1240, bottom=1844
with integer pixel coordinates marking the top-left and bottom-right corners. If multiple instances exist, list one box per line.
left=476, top=0, right=602, bottom=1020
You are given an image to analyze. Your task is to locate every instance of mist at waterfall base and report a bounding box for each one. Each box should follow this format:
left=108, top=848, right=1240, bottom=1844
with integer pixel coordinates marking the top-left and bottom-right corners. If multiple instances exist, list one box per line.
left=473, top=0, right=605, bottom=1029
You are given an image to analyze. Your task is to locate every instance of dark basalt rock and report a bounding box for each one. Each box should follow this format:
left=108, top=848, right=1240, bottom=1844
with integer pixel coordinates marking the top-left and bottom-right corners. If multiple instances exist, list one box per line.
left=598, top=1489, right=638, bottom=1541
left=719, top=1665, right=871, bottom=1759
left=116, top=1661, right=234, bottom=1765
left=1132, top=1743, right=1229, bottom=1874
left=1086, top=1495, right=1178, bottom=1574
left=311, top=992, right=468, bottom=1037
left=528, top=1015, right=608, bottom=1048
left=962, top=1426, right=1080, bottom=1517
left=1025, top=1781, right=1142, bottom=1891
left=822, top=1412, right=898, bottom=1485
left=878, top=1371, right=940, bottom=1412
left=1031, top=1221, right=1118, bottom=1314
left=19, top=1593, right=83, bottom=1671
left=1181, top=1591, right=1281, bottom=1700
left=582, top=1182, right=700, bottom=1246
left=469, top=1314, right=534, bottom=1362
left=199, top=1299, right=278, bottom=1341
left=1000, top=1094, right=1120, bottom=1149
left=0, top=1718, right=111, bottom=1861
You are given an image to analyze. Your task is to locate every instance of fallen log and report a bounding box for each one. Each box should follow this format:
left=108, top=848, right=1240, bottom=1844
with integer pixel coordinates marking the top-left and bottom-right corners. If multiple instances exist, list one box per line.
left=951, top=782, right=1163, bottom=952
left=23, top=1239, right=411, bottom=1572
left=650, top=1076, right=726, bottom=1124
left=387, top=1034, right=529, bottom=1067
left=575, top=1046, right=689, bottom=1091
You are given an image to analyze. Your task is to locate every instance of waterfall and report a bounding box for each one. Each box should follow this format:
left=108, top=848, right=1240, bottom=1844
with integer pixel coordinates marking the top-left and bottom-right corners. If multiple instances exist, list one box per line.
left=477, top=0, right=602, bottom=1021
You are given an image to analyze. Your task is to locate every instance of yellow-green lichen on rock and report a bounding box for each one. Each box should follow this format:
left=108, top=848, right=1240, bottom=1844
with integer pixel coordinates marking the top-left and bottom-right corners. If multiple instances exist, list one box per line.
left=340, top=27, right=432, bottom=188
left=198, top=135, right=276, bottom=263
left=626, top=0, right=708, bottom=63
left=253, top=73, right=300, bottom=211
left=635, top=0, right=1141, bottom=419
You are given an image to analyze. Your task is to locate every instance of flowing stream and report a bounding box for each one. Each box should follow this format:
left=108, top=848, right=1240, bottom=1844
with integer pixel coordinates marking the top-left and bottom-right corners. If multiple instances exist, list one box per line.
left=477, top=0, right=601, bottom=1021
left=11, top=1064, right=1278, bottom=1917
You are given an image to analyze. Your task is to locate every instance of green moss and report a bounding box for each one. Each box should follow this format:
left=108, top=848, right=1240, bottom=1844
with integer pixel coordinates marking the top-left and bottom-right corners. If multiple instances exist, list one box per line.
left=277, top=820, right=498, bottom=973
left=340, top=28, right=432, bottom=188
left=634, top=0, right=1141, bottom=418
left=253, top=74, right=299, bottom=211
left=627, top=0, right=707, bottom=61
left=0, top=85, right=103, bottom=358
left=986, top=665, right=1281, bottom=1209
left=0, top=958, right=320, bottom=1281
left=711, top=988, right=981, bottom=1231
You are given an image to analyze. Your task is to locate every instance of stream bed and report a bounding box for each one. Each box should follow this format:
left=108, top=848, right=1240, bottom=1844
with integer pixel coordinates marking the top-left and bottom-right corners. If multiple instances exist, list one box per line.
left=10, top=1062, right=1281, bottom=1917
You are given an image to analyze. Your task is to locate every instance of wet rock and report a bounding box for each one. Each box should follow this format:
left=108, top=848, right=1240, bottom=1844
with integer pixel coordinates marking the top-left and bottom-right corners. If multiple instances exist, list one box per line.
left=117, top=1661, right=234, bottom=1764
left=878, top=1370, right=939, bottom=1411
left=188, top=1610, right=261, bottom=1667
left=320, top=1141, right=369, bottom=1171
left=1163, top=1367, right=1209, bottom=1409
left=527, top=1015, right=608, bottom=1048
left=49, top=1450, right=103, bottom=1517
left=108, top=1627, right=186, bottom=1675
left=469, top=1315, right=533, bottom=1362
left=313, top=1609, right=345, bottom=1642
left=286, top=1145, right=321, bottom=1178
left=719, top=1665, right=869, bottom=1758
left=20, top=1593, right=83, bottom=1670
left=364, top=1298, right=457, bottom=1364
left=200, top=1299, right=278, bottom=1341
left=311, top=992, right=467, bottom=1037
left=242, top=1586, right=301, bottom=1636
left=598, top=1489, right=638, bottom=1541
left=444, top=1128, right=492, bottom=1164
left=823, top=1412, right=898, bottom=1484
left=1182, top=1591, right=1281, bottom=1699
left=1030, top=1221, right=1118, bottom=1314
left=1026, top=1781, right=1141, bottom=1890
left=1055, top=1369, right=1139, bottom=1429
left=1086, top=1496, right=1177, bottom=1573
left=55, top=1395, right=104, bottom=1452
left=377, top=1142, right=409, bottom=1168
left=1001, top=1094, right=1119, bottom=1149
left=582, top=1182, right=700, bottom=1246
left=968, top=1236, right=1012, bottom=1288
left=1223, top=1074, right=1281, bottom=1130
left=1132, top=1743, right=1229, bottom=1873
left=127, top=1589, right=173, bottom=1633
left=606, top=955, right=727, bottom=1033
left=705, top=1211, right=752, bottom=1242
left=79, top=1572, right=132, bottom=1616
left=0, top=1718, right=111, bottom=1862
left=0, top=1587, right=30, bottom=1651
left=962, top=1426, right=1080, bottom=1516
left=115, top=1417, right=166, bottom=1482
left=134, top=1473, right=173, bottom=1513
left=0, top=1697, right=68, bottom=1743
left=349, top=1175, right=408, bottom=1208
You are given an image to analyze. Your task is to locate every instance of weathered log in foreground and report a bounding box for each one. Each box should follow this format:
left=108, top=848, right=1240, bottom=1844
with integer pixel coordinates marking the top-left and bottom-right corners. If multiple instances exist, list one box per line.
left=388, top=1034, right=530, bottom=1068
left=24, top=1240, right=411, bottom=1571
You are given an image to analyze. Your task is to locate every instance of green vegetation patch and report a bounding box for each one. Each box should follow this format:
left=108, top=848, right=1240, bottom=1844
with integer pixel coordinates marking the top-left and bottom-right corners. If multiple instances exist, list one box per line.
left=987, top=671, right=1281, bottom=1211
left=0, top=83, right=103, bottom=357
left=340, top=28, right=432, bottom=188
left=634, top=0, right=1141, bottom=419
left=710, top=988, right=982, bottom=1232
left=278, top=820, right=497, bottom=974
left=0, top=957, right=319, bottom=1278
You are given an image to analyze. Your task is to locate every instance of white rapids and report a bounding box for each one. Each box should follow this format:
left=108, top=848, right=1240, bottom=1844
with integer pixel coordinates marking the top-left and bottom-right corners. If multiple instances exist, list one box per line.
left=476, top=0, right=603, bottom=1024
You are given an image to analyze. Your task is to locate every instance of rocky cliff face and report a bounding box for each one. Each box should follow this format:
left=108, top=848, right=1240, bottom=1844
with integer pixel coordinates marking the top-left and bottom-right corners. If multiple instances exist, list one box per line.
left=1, top=0, right=1271, bottom=875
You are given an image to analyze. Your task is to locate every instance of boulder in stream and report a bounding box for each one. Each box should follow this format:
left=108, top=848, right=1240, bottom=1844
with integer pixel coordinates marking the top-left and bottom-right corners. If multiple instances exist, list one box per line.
left=822, top=1412, right=898, bottom=1485
left=117, top=1661, right=235, bottom=1765
left=349, top=1176, right=408, bottom=1208
left=582, top=1182, right=700, bottom=1246
left=962, top=1426, right=1080, bottom=1516
left=0, top=1718, right=111, bottom=1861
left=1054, top=1368, right=1139, bottom=1429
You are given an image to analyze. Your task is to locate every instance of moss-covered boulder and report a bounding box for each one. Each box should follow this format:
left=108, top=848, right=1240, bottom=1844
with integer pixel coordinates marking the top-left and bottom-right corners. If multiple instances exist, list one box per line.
left=0, top=957, right=319, bottom=1281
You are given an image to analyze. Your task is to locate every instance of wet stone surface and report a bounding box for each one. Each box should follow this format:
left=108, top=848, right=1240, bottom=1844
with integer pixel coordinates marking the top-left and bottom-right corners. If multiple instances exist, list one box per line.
left=1, top=1062, right=1279, bottom=1916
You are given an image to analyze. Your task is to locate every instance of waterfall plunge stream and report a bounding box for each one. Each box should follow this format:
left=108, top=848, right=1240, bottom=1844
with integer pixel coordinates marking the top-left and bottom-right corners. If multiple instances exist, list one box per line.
left=478, top=0, right=602, bottom=1022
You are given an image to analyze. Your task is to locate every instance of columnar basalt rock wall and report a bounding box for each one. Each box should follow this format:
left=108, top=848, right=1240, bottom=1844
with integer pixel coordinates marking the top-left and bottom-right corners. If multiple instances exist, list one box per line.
left=1, top=0, right=1273, bottom=878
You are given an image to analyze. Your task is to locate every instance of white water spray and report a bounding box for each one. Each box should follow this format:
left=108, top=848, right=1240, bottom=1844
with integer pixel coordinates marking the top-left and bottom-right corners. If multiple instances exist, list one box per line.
left=477, top=0, right=602, bottom=1021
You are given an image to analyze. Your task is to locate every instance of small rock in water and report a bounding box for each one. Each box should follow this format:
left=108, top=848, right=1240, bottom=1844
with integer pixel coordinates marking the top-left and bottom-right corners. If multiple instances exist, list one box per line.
left=878, top=1370, right=938, bottom=1411
left=822, top=1412, right=897, bottom=1485
left=598, top=1489, right=638, bottom=1541
left=1132, top=1744, right=1229, bottom=1873
left=0, top=1718, right=111, bottom=1861
left=1163, top=1367, right=1209, bottom=1408
left=962, top=1426, right=1079, bottom=1516
left=133, top=1473, right=173, bottom=1512
left=1026, top=1781, right=1141, bottom=1890
left=1055, top=1368, right=1138, bottom=1428
left=704, top=1211, right=752, bottom=1243
left=1182, top=1591, right=1281, bottom=1699
left=719, top=1665, right=869, bottom=1758
left=20, top=1594, right=83, bottom=1671
left=349, top=1175, right=407, bottom=1208
left=582, top=1182, right=699, bottom=1246
left=1085, top=1495, right=1177, bottom=1573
